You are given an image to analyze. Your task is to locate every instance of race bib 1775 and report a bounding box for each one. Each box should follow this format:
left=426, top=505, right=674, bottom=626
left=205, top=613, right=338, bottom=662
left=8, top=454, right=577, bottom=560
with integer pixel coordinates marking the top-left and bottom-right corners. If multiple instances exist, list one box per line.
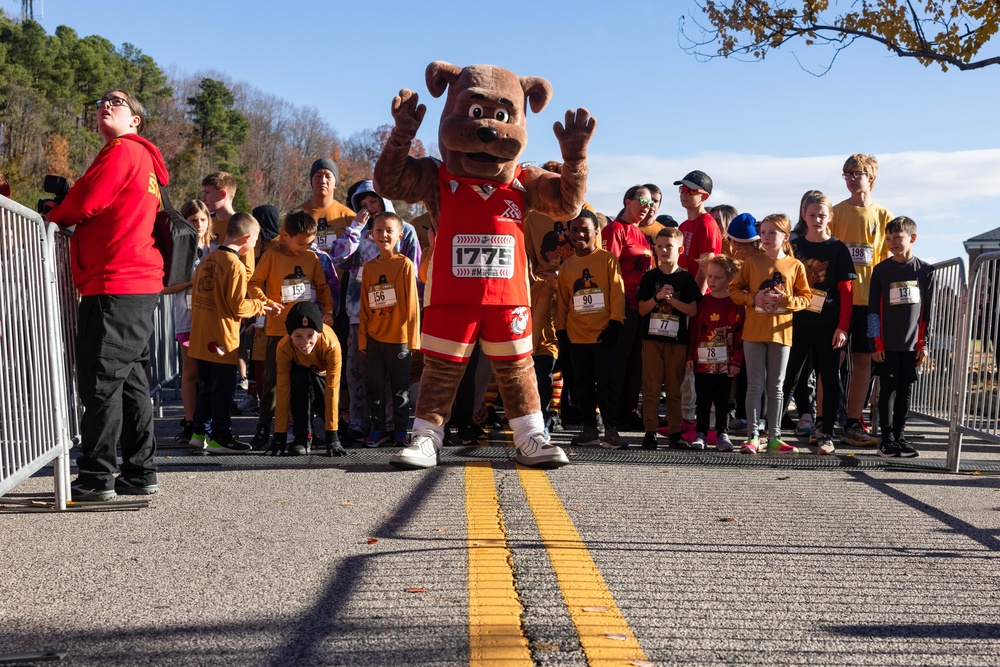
left=452, top=234, right=515, bottom=279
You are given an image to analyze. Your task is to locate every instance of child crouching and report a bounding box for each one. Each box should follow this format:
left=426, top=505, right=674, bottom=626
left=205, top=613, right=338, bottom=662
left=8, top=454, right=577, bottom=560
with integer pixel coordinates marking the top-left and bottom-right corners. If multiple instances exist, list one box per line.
left=270, top=301, right=346, bottom=457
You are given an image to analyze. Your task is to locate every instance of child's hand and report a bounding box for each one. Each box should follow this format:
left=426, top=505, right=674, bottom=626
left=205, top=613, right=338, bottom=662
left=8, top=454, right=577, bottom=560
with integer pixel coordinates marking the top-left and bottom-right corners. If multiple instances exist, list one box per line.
left=832, top=329, right=848, bottom=349
left=353, top=208, right=371, bottom=226
left=685, top=360, right=694, bottom=372
left=728, top=364, right=741, bottom=378
left=322, top=313, right=334, bottom=326
left=872, top=350, right=886, bottom=363
left=916, top=349, right=928, bottom=366
left=264, top=301, right=283, bottom=315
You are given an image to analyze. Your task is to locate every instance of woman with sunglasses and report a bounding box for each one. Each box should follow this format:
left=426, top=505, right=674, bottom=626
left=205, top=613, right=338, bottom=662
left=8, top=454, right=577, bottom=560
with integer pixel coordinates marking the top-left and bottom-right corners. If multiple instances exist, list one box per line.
left=597, top=184, right=655, bottom=446
left=45, top=90, right=170, bottom=501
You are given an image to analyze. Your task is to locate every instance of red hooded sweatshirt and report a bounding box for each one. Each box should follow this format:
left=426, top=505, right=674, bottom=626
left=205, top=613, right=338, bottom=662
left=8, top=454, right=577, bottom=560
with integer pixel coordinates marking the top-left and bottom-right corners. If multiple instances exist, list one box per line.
left=48, top=134, right=170, bottom=296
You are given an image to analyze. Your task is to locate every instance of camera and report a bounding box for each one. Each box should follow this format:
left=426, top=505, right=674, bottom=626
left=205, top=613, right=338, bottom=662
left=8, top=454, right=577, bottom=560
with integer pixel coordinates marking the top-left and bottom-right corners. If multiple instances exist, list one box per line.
left=37, top=175, right=70, bottom=214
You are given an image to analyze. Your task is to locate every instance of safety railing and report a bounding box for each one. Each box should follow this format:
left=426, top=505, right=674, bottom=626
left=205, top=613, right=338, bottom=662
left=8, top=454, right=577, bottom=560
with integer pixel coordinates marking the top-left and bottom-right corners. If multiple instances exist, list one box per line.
left=948, top=251, right=1000, bottom=471
left=0, top=195, right=73, bottom=508
left=909, top=258, right=966, bottom=426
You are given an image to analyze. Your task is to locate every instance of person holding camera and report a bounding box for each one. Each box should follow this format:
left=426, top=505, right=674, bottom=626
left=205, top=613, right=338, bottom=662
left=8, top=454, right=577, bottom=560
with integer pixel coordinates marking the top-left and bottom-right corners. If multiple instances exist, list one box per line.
left=45, top=90, right=170, bottom=501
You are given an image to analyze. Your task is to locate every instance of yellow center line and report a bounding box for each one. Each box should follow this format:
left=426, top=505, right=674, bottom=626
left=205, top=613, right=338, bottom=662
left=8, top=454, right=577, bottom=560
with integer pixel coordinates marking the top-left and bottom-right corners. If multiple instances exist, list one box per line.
left=517, top=465, right=648, bottom=666
left=465, top=461, right=533, bottom=666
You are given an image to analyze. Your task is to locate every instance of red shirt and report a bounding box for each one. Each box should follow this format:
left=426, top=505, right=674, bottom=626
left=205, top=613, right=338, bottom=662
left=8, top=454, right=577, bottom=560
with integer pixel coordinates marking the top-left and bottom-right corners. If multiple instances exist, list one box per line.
left=600, top=219, right=652, bottom=310
left=687, top=293, right=745, bottom=375
left=679, top=212, right=722, bottom=275
left=48, top=134, right=169, bottom=296
left=426, top=164, right=529, bottom=307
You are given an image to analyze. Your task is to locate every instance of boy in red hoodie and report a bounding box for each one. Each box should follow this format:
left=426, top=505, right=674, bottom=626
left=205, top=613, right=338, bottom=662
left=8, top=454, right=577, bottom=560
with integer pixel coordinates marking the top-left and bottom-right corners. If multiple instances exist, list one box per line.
left=46, top=90, right=170, bottom=501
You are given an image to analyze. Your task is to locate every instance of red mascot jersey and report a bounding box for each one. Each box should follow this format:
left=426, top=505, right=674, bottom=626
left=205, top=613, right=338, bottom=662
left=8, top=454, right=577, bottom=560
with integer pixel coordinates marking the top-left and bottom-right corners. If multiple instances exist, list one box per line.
left=425, top=164, right=530, bottom=307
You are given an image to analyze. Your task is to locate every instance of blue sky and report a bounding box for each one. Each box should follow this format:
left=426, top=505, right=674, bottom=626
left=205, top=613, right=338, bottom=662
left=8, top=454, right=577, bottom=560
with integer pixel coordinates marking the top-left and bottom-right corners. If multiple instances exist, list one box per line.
left=12, top=0, right=1000, bottom=263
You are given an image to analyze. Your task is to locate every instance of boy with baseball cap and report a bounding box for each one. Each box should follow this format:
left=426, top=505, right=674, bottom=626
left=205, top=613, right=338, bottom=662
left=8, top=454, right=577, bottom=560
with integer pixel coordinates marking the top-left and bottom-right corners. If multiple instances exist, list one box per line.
left=674, top=170, right=721, bottom=293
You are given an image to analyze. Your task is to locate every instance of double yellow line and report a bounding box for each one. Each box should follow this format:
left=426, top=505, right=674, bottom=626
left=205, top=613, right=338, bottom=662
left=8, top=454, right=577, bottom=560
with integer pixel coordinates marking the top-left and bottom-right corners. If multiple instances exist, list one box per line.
left=465, top=461, right=648, bottom=666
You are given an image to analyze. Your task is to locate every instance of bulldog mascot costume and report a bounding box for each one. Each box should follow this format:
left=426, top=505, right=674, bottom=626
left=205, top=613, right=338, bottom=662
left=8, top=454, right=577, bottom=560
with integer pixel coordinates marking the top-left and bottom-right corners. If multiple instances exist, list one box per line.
left=373, top=61, right=595, bottom=469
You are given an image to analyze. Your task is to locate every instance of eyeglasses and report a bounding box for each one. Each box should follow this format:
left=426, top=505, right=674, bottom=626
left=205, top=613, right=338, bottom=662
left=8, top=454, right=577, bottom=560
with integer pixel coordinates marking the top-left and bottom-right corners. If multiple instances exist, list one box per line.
left=679, top=185, right=706, bottom=196
left=842, top=171, right=869, bottom=181
left=95, top=97, right=132, bottom=111
left=632, top=195, right=655, bottom=207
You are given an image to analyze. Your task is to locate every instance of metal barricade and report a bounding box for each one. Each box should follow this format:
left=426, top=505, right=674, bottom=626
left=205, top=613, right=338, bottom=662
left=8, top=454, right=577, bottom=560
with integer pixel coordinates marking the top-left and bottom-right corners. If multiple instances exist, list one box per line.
left=909, top=258, right=967, bottom=425
left=948, top=251, right=1000, bottom=471
left=0, top=196, right=73, bottom=508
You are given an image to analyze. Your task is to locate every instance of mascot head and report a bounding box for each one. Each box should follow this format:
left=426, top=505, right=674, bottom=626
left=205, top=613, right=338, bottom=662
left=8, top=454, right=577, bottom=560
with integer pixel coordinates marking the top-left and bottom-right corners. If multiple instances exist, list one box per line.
left=426, top=61, right=552, bottom=183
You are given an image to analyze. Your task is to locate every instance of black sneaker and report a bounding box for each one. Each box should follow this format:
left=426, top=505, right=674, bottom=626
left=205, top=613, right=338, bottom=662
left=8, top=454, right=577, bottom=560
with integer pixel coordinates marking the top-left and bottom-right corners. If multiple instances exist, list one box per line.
left=895, top=436, right=919, bottom=458
left=642, top=432, right=658, bottom=450
left=287, top=439, right=310, bottom=456
left=458, top=424, right=488, bottom=445
left=175, top=420, right=193, bottom=445
left=624, top=411, right=645, bottom=432
left=878, top=435, right=902, bottom=458
left=668, top=432, right=688, bottom=449
left=71, top=483, right=116, bottom=502
left=344, top=427, right=367, bottom=445
left=205, top=434, right=252, bottom=454
left=326, top=432, right=347, bottom=457
left=114, top=477, right=159, bottom=496
left=249, top=424, right=270, bottom=450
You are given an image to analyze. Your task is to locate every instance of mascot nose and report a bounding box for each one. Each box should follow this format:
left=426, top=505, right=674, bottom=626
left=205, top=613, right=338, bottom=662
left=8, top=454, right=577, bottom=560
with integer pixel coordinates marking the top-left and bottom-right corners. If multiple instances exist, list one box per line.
left=477, top=127, right=498, bottom=143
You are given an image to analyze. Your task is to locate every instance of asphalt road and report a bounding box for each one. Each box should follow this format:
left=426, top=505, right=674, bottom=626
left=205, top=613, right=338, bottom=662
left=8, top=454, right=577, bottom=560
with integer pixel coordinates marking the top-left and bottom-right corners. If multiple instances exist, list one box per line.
left=3, top=406, right=1000, bottom=666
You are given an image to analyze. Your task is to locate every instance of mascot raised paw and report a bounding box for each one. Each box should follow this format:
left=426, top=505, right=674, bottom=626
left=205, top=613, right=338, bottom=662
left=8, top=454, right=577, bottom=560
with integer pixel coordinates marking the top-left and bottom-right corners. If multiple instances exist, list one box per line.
left=374, top=61, right=595, bottom=470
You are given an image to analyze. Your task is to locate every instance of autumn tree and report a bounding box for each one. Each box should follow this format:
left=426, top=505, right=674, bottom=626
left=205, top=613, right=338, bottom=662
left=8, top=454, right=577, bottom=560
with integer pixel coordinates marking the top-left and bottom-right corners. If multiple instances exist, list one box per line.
left=682, top=1, right=1000, bottom=72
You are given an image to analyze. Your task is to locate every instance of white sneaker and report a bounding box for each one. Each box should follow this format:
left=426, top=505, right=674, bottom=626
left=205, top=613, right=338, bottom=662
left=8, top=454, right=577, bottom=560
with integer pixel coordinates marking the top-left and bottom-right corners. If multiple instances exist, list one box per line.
left=515, top=435, right=569, bottom=469
left=389, top=434, right=441, bottom=469
left=795, top=413, right=814, bottom=437
left=689, top=432, right=706, bottom=450
left=716, top=433, right=734, bottom=452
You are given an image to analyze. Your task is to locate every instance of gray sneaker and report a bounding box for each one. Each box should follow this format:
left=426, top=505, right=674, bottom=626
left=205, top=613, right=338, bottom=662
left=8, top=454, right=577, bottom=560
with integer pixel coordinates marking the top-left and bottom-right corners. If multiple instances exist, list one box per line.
left=389, top=434, right=441, bottom=469
left=571, top=427, right=601, bottom=447
left=515, top=435, right=569, bottom=469
left=842, top=422, right=878, bottom=447
left=689, top=432, right=706, bottom=450
left=716, top=433, right=734, bottom=452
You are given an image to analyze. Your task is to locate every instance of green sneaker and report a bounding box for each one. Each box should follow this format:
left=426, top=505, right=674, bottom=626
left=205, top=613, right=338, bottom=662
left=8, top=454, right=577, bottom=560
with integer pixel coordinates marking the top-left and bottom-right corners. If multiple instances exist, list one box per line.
left=740, top=434, right=758, bottom=454
left=767, top=437, right=798, bottom=453
left=189, top=432, right=207, bottom=451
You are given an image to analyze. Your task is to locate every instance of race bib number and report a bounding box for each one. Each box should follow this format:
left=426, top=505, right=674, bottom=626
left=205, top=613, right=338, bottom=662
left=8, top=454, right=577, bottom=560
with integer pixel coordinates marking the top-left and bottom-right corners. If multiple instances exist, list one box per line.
left=890, top=280, right=920, bottom=305
left=452, top=234, right=515, bottom=279
left=315, top=220, right=333, bottom=252
left=848, top=243, right=875, bottom=267
left=806, top=289, right=827, bottom=314
left=697, top=342, right=729, bottom=364
left=649, top=313, right=680, bottom=338
left=573, top=288, right=605, bottom=313
left=280, top=278, right=314, bottom=303
left=367, top=283, right=397, bottom=309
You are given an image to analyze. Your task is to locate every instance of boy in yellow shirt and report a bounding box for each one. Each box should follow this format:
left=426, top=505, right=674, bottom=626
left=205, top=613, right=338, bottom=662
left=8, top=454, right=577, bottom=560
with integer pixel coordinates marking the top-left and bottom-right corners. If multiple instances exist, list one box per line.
left=269, top=301, right=346, bottom=457
left=189, top=213, right=281, bottom=453
left=359, top=212, right=420, bottom=447
left=247, top=211, right=336, bottom=449
left=556, top=210, right=626, bottom=449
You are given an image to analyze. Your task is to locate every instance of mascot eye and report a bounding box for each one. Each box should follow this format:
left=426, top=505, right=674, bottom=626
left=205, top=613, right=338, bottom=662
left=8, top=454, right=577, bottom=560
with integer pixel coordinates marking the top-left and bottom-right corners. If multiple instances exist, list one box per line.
left=494, top=109, right=510, bottom=122
left=469, top=104, right=485, bottom=119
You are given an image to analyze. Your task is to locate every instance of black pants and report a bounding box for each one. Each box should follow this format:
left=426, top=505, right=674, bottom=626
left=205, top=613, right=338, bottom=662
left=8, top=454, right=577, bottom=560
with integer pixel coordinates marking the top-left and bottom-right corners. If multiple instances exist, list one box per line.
left=611, top=307, right=642, bottom=425
left=876, top=351, right=918, bottom=439
left=290, top=364, right=325, bottom=438
left=695, top=372, right=731, bottom=435
left=534, top=354, right=555, bottom=428
left=450, top=342, right=481, bottom=429
left=783, top=322, right=842, bottom=436
left=257, top=334, right=283, bottom=429
left=571, top=341, right=618, bottom=430
left=366, top=339, right=411, bottom=433
left=193, top=359, right=238, bottom=440
left=75, top=294, right=159, bottom=490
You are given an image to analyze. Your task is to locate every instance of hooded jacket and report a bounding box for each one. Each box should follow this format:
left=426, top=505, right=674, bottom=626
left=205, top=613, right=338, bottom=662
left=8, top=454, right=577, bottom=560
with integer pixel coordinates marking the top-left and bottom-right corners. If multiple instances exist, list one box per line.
left=331, top=180, right=421, bottom=323
left=48, top=134, right=170, bottom=296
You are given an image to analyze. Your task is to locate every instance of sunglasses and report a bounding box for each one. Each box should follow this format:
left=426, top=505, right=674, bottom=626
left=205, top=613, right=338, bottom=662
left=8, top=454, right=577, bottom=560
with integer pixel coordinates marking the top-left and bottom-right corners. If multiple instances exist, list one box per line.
left=95, top=97, right=132, bottom=111
left=632, top=195, right=655, bottom=207
left=679, top=185, right=706, bottom=196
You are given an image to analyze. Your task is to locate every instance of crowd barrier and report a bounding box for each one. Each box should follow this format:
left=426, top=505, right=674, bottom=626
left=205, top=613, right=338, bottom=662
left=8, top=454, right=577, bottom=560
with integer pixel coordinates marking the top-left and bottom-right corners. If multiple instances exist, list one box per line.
left=947, top=251, right=1000, bottom=471
left=1, top=195, right=180, bottom=508
left=0, top=196, right=73, bottom=508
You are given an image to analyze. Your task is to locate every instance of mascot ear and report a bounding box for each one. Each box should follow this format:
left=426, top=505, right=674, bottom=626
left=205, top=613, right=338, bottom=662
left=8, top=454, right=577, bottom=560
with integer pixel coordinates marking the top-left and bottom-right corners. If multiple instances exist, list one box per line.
left=426, top=61, right=463, bottom=98
left=520, top=76, right=553, bottom=114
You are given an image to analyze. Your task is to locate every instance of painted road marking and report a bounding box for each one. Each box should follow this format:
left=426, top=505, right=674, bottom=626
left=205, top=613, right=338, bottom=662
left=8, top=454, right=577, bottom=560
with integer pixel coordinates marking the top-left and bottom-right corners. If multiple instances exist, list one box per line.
left=465, top=461, right=533, bottom=666
left=517, top=465, right=649, bottom=666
